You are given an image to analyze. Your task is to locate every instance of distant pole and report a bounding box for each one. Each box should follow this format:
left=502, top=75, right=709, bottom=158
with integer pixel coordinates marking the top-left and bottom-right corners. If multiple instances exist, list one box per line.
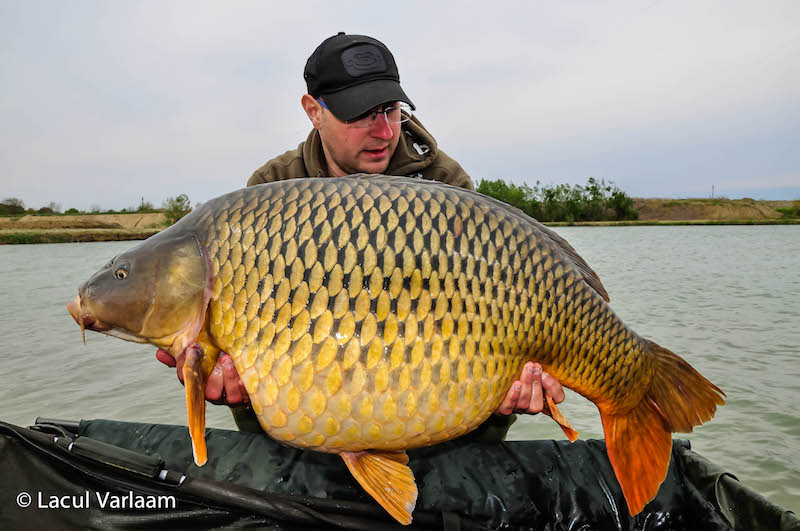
left=712, top=185, right=714, bottom=198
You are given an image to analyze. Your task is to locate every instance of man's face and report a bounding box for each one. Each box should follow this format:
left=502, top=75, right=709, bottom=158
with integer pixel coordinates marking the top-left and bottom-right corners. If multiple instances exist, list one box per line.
left=305, top=97, right=402, bottom=176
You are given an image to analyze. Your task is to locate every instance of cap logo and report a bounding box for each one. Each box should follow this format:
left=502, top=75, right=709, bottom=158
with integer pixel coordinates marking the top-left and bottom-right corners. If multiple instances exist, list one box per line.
left=341, top=44, right=387, bottom=78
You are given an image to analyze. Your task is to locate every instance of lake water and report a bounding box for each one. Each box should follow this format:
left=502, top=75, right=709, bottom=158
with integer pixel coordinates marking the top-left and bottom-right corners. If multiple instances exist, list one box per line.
left=1, top=225, right=798, bottom=513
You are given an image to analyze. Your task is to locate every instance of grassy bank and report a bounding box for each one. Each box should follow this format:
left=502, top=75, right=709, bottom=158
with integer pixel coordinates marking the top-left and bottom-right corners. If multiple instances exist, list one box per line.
left=545, top=219, right=800, bottom=227
left=0, top=228, right=162, bottom=244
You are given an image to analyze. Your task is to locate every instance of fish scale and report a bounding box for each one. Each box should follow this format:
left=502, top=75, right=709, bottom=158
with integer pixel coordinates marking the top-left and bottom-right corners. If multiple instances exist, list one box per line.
left=69, top=174, right=724, bottom=523
left=194, top=177, right=598, bottom=450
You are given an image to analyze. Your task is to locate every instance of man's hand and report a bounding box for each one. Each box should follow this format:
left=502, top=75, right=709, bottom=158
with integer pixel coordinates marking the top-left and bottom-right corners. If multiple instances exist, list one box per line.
left=494, top=361, right=565, bottom=416
left=156, top=348, right=250, bottom=407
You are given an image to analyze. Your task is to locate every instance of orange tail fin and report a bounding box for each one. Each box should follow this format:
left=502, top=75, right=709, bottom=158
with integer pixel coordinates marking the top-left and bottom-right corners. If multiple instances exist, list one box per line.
left=600, top=340, right=725, bottom=515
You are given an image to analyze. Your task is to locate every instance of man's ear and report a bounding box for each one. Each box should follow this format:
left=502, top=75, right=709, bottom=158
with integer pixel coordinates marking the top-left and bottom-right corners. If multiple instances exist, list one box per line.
left=301, top=94, right=322, bottom=129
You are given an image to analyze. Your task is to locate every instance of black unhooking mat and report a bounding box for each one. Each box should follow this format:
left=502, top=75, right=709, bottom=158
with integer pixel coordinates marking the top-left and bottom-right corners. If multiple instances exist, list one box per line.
left=0, top=419, right=797, bottom=530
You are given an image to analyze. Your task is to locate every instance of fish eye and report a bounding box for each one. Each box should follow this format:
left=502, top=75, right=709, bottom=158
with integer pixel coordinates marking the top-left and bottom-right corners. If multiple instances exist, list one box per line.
left=115, top=268, right=128, bottom=280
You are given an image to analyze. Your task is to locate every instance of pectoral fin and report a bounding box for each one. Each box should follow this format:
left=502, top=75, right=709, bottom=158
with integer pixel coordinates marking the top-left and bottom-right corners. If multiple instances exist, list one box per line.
left=341, top=450, right=417, bottom=525
left=544, top=394, right=579, bottom=442
left=182, top=349, right=208, bottom=466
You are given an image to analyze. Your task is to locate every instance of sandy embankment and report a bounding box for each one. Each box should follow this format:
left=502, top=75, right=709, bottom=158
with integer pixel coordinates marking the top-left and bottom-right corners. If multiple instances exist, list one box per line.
left=0, top=213, right=167, bottom=244
left=0, top=213, right=166, bottom=230
left=633, top=198, right=795, bottom=221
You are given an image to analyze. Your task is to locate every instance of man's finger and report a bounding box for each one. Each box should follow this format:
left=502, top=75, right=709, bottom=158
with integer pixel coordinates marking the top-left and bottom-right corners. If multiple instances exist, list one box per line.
left=175, top=350, right=187, bottom=384
left=528, top=363, right=544, bottom=414
left=541, top=371, right=566, bottom=404
left=156, top=349, right=176, bottom=367
left=221, top=355, right=243, bottom=405
left=237, top=377, right=250, bottom=404
left=494, top=382, right=521, bottom=416
left=515, top=362, right=535, bottom=412
left=205, top=362, right=224, bottom=402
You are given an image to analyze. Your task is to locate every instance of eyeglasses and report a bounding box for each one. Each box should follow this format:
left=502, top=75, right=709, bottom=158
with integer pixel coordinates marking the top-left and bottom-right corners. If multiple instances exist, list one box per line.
left=317, top=99, right=413, bottom=128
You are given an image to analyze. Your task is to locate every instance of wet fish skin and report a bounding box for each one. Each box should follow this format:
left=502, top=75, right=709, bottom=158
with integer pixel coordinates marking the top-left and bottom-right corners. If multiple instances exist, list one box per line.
left=69, top=175, right=724, bottom=523
left=194, top=177, right=619, bottom=446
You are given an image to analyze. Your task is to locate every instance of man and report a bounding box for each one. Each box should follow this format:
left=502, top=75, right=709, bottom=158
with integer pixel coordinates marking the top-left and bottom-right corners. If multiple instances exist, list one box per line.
left=157, top=32, right=565, bottom=438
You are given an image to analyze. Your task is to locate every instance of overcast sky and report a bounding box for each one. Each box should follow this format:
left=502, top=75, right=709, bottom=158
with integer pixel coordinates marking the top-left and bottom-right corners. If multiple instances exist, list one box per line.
left=1, top=1, right=798, bottom=211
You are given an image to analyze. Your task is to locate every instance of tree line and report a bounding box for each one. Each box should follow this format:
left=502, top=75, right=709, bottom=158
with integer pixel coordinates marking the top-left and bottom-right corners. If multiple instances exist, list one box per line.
left=476, top=177, right=638, bottom=222
left=4, top=179, right=639, bottom=225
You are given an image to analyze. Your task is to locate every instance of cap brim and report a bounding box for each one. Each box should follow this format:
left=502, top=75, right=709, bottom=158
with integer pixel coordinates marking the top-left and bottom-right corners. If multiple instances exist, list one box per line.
left=320, top=79, right=415, bottom=122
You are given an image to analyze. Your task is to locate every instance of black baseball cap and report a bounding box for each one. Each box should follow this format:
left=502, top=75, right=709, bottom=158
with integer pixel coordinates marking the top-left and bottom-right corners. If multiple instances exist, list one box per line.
left=304, top=32, right=415, bottom=121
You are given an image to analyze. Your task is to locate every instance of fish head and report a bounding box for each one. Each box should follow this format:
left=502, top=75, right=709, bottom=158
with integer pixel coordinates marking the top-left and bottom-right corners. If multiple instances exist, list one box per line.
left=67, top=230, right=212, bottom=355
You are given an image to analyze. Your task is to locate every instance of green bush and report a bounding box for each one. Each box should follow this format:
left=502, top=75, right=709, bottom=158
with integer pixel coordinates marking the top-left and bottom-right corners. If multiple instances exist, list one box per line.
left=476, top=177, right=638, bottom=222
left=162, top=194, right=192, bottom=225
left=0, top=197, right=26, bottom=216
left=776, top=201, right=800, bottom=219
left=608, top=188, right=638, bottom=220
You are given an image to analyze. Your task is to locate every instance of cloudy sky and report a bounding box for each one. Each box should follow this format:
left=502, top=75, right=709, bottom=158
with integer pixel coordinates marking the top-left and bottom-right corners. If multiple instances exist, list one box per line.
left=1, top=1, right=798, bottom=211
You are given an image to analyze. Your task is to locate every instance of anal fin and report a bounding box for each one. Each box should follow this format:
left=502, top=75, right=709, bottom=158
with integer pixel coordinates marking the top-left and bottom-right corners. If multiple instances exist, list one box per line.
left=341, top=450, right=417, bottom=525
left=544, top=394, right=579, bottom=442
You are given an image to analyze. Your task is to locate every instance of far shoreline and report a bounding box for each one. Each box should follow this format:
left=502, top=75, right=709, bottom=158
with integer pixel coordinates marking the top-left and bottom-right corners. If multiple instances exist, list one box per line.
left=544, top=219, right=800, bottom=227
left=0, top=228, right=162, bottom=245
left=1, top=197, right=798, bottom=244
left=2, top=219, right=798, bottom=245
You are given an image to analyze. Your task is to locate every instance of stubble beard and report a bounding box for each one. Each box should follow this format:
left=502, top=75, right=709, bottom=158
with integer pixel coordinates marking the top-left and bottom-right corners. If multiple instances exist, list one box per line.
left=328, top=147, right=392, bottom=176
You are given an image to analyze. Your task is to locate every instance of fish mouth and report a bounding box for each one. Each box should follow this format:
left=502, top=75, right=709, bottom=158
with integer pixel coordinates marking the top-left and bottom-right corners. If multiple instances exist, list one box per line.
left=67, top=295, right=110, bottom=343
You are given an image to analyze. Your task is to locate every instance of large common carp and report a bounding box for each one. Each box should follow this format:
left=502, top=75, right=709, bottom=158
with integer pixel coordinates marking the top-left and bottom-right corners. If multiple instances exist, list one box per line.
left=67, top=175, right=724, bottom=524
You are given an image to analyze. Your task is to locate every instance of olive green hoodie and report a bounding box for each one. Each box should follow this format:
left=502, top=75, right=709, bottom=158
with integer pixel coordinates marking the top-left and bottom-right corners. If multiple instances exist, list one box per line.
left=246, top=116, right=473, bottom=190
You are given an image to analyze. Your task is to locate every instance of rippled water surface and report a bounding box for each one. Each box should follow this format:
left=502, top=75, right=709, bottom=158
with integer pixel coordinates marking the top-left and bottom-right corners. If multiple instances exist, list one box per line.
left=1, top=226, right=798, bottom=512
